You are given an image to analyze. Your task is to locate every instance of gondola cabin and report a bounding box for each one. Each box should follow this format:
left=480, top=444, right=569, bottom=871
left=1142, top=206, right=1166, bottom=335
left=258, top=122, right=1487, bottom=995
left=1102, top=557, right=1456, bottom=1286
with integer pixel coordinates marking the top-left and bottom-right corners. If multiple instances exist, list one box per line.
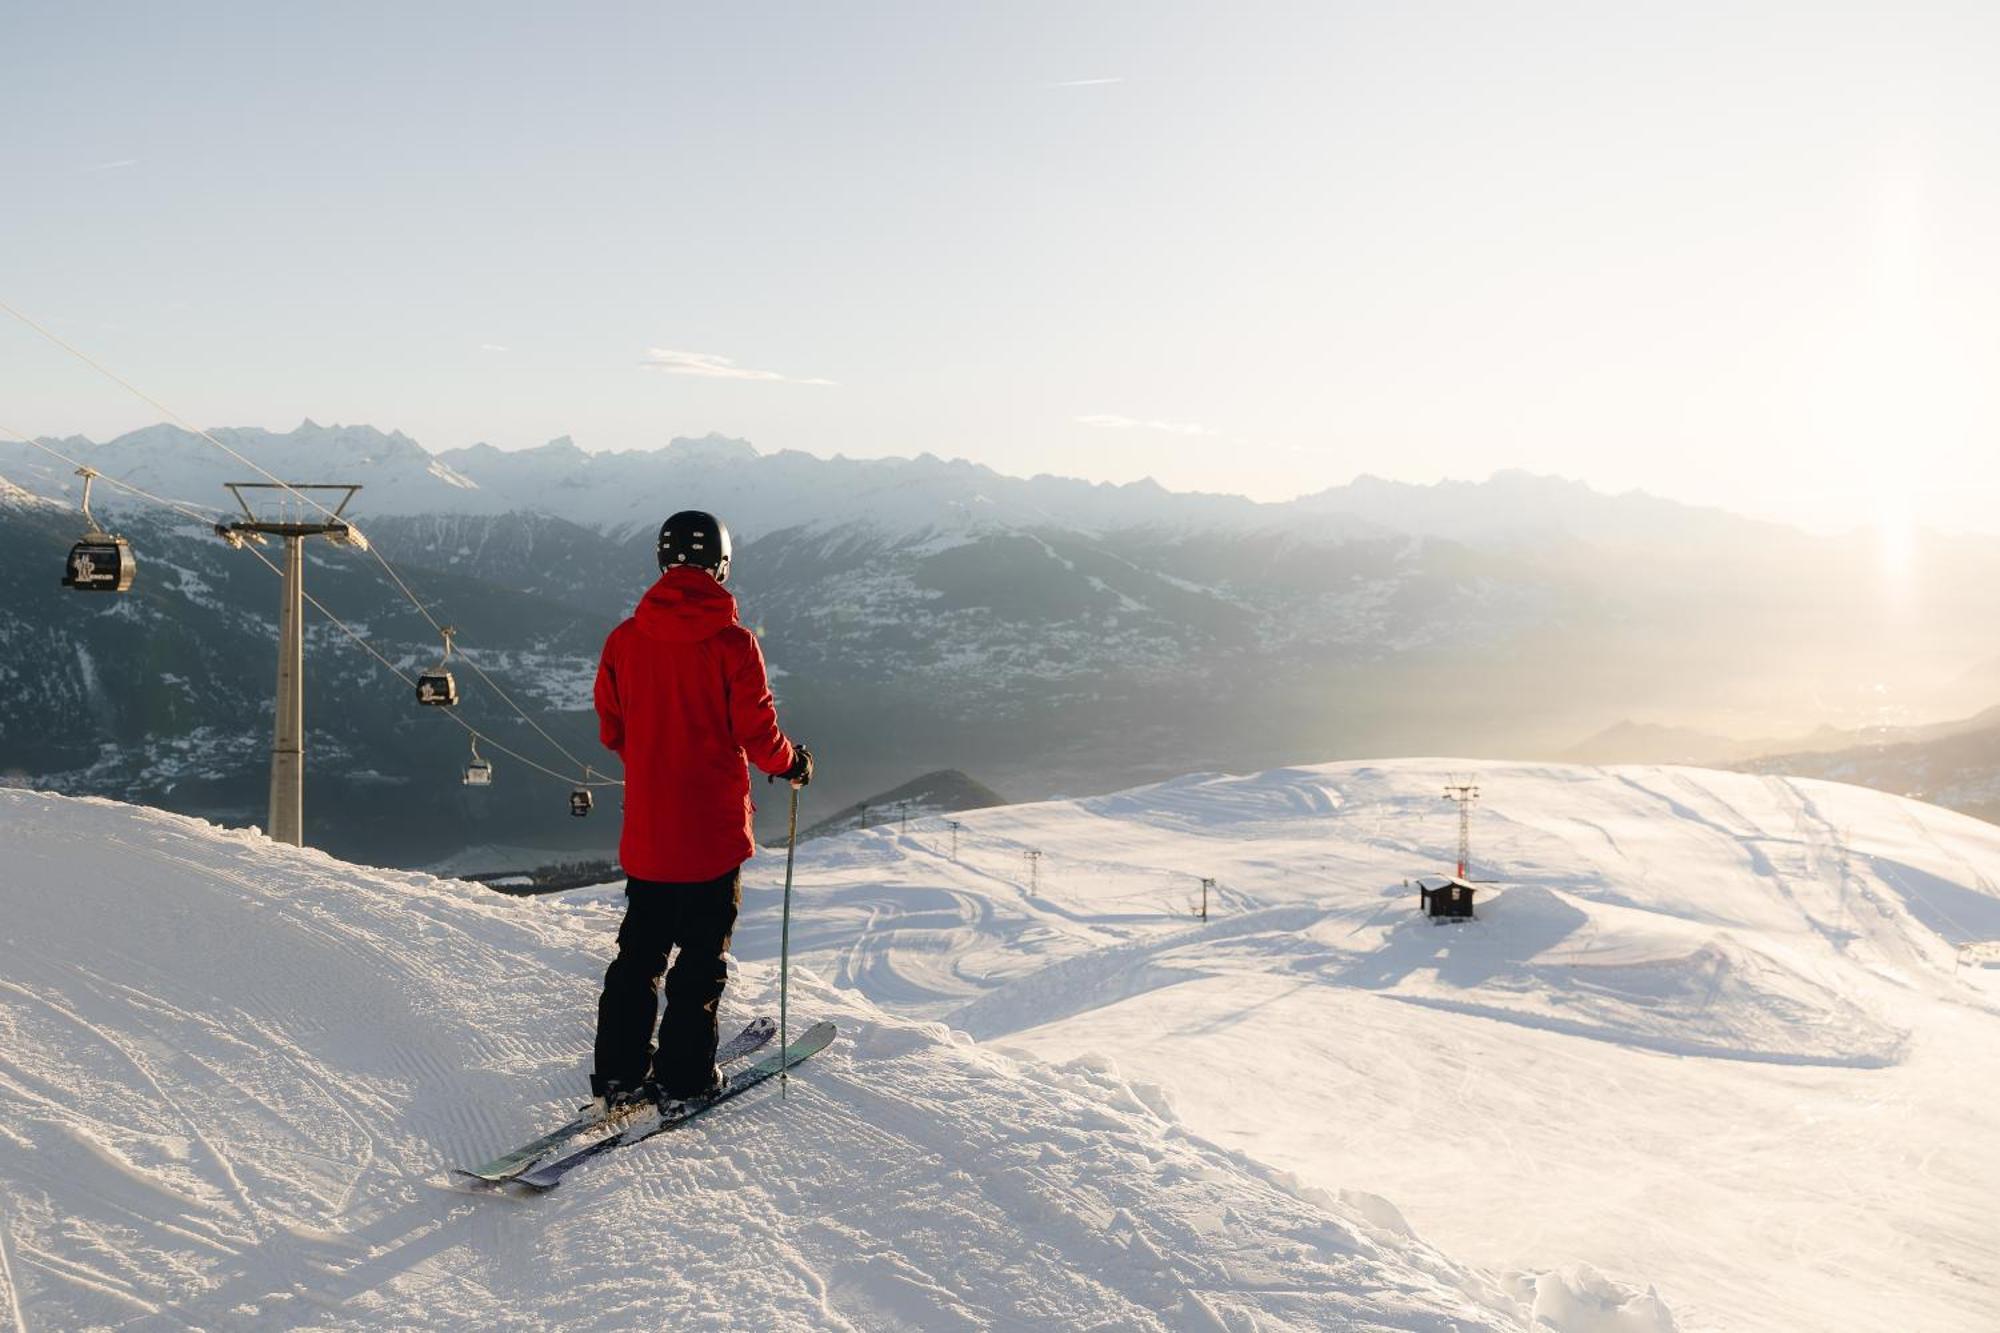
left=415, top=671, right=458, bottom=706
left=569, top=787, right=593, bottom=817
left=63, top=537, right=136, bottom=592
left=463, top=757, right=494, bottom=786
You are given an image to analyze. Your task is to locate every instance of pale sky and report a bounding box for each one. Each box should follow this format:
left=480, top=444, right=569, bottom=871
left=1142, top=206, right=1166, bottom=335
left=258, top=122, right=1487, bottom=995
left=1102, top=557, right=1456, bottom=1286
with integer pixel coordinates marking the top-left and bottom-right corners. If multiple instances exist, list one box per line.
left=5, top=2, right=1998, bottom=533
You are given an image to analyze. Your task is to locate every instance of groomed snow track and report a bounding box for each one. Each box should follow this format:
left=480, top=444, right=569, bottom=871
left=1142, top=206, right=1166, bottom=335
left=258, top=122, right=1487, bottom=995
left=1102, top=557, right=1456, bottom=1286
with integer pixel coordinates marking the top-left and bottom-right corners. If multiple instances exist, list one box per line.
left=0, top=788, right=1610, bottom=1331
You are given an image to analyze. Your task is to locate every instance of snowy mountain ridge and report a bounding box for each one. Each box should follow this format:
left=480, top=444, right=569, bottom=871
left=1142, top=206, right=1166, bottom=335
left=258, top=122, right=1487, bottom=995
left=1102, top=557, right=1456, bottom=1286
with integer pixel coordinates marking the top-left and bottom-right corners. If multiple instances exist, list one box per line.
left=5, top=419, right=1749, bottom=548
left=1294, top=470, right=1784, bottom=546
left=0, top=474, right=56, bottom=510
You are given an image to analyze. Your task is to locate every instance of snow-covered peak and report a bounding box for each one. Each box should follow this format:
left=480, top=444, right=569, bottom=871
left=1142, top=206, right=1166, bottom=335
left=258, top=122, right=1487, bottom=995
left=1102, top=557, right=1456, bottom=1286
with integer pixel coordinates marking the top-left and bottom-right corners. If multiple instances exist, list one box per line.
left=415, top=432, right=1321, bottom=542
left=424, top=455, right=480, bottom=491
left=3, top=421, right=1766, bottom=553
left=1294, top=468, right=1774, bottom=546
left=665, top=431, right=760, bottom=464
left=0, top=471, right=58, bottom=510
left=0, top=421, right=508, bottom=521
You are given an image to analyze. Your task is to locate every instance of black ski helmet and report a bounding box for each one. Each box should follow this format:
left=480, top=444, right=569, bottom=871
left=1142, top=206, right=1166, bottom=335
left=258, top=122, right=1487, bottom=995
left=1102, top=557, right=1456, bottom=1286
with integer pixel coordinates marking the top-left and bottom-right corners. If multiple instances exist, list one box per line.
left=657, top=510, right=732, bottom=583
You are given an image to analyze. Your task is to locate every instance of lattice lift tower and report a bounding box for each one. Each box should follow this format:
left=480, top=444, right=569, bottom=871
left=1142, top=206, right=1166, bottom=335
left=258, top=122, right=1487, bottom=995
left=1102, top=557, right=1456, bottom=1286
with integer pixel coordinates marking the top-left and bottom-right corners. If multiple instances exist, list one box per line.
left=1414, top=779, right=1484, bottom=921
left=1443, top=779, right=1480, bottom=879
left=214, top=483, right=367, bottom=847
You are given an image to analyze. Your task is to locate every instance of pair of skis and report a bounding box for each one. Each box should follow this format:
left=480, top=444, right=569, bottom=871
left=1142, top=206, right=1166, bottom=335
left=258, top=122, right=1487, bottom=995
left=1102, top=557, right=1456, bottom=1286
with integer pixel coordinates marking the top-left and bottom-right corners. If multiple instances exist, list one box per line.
left=454, top=1016, right=776, bottom=1185
left=456, top=1015, right=835, bottom=1192
left=470, top=782, right=823, bottom=1192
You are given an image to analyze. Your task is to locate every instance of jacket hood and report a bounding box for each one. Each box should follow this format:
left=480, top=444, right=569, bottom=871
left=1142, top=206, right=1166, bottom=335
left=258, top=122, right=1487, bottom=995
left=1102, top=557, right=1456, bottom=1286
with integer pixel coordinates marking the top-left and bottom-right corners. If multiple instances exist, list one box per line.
left=633, top=566, right=740, bottom=643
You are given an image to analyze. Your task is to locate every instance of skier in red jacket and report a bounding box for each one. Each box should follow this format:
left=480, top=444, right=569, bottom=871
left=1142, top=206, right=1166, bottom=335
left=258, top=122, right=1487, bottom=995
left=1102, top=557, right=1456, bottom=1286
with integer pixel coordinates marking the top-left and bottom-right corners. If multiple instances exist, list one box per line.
left=590, top=510, right=812, bottom=1109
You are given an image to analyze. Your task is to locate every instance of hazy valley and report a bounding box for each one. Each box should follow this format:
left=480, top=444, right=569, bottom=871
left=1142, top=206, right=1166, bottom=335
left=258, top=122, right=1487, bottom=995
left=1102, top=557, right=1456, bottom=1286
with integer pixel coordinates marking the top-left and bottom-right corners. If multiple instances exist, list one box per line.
left=8, top=421, right=2000, bottom=866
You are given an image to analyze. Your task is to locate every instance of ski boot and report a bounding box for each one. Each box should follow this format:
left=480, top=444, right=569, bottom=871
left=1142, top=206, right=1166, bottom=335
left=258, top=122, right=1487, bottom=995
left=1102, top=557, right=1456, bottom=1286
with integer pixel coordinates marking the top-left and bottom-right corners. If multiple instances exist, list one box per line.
left=584, top=1075, right=656, bottom=1122
left=654, top=1063, right=723, bottom=1109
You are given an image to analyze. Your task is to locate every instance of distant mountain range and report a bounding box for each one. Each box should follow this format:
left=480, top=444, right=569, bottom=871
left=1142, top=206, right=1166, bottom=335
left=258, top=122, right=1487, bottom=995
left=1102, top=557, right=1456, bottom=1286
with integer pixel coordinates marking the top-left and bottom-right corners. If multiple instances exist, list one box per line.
left=6, top=419, right=1761, bottom=543
left=1562, top=719, right=1887, bottom=767
left=1732, top=707, right=2000, bottom=825
left=1567, top=707, right=2000, bottom=768
left=9, top=420, right=2000, bottom=863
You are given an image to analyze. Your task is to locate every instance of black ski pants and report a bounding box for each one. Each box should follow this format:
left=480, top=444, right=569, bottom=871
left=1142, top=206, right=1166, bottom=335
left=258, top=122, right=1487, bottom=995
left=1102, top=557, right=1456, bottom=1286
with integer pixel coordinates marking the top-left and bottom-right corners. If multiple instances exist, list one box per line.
left=592, top=868, right=741, bottom=1098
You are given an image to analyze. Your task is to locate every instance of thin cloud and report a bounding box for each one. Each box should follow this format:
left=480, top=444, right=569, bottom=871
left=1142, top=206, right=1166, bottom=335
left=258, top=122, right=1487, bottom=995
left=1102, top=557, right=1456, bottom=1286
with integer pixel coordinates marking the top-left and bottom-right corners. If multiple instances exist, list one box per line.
left=1076, top=413, right=1211, bottom=436
left=642, top=348, right=835, bottom=386
left=479, top=343, right=510, bottom=353
left=81, top=158, right=139, bottom=173
left=1053, top=77, right=1124, bottom=88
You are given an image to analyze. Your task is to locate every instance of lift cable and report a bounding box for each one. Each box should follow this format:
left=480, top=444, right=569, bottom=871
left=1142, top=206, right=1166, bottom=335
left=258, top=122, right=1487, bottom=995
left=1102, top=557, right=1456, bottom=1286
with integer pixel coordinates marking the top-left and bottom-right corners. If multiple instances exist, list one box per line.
left=0, top=297, right=605, bottom=781
left=3, top=427, right=622, bottom=790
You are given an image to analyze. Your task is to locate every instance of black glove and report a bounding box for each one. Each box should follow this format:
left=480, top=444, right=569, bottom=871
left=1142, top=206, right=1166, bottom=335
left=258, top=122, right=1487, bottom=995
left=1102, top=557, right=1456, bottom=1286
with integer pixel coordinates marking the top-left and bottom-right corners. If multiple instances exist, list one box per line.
left=778, top=744, right=813, bottom=788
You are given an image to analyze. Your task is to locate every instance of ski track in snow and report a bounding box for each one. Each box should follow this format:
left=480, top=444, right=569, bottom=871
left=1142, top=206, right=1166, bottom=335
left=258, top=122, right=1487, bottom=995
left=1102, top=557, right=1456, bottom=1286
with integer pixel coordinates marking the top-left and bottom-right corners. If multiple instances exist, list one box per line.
left=706, top=760, right=2000, bottom=1333
left=2, top=788, right=1563, bottom=1331
left=7, top=760, right=1999, bottom=1330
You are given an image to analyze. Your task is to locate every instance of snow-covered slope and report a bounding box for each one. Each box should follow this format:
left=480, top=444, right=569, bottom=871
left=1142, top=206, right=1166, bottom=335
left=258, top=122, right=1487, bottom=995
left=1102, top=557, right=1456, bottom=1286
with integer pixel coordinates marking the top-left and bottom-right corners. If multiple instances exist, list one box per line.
left=8, top=759, right=1994, bottom=1330
left=0, top=788, right=1667, bottom=1331
left=662, top=761, right=2000, bottom=1333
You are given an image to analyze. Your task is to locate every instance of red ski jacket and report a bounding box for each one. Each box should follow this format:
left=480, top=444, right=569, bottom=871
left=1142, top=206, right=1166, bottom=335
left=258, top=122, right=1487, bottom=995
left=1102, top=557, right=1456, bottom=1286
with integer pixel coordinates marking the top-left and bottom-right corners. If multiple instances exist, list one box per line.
left=593, top=567, right=797, bottom=882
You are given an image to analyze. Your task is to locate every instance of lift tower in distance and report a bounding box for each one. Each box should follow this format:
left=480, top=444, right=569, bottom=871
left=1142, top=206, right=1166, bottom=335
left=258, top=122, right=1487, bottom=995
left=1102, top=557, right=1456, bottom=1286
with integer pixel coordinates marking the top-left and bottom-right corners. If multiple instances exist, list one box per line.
left=1443, top=779, right=1480, bottom=879
left=214, top=483, right=368, bottom=847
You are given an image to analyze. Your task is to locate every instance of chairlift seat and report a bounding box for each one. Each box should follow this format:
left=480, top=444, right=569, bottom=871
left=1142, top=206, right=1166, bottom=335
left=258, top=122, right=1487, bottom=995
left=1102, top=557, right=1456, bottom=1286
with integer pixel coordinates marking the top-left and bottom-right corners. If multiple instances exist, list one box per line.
left=415, top=671, right=459, bottom=706
left=463, top=759, right=494, bottom=787
left=63, top=537, right=136, bottom=593
left=570, top=788, right=593, bottom=817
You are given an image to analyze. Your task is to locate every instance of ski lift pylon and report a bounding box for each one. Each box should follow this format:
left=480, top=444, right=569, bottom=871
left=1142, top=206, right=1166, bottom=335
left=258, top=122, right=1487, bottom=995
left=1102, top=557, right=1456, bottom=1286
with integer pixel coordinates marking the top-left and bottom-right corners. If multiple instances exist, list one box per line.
left=61, top=468, right=136, bottom=593
left=416, top=625, right=459, bottom=707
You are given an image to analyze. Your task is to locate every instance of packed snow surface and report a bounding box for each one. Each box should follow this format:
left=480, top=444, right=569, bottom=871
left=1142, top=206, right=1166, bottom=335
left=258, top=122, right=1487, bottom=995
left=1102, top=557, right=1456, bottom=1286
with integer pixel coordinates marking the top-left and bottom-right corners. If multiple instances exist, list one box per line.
left=0, top=784, right=1649, bottom=1331
left=7, top=761, right=1994, bottom=1330
left=674, top=761, right=1995, bottom=1333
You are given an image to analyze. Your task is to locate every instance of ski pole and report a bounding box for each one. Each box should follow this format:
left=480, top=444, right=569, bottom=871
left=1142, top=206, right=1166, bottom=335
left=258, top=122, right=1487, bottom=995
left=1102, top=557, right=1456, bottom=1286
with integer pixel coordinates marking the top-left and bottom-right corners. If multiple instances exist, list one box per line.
left=779, top=781, right=799, bottom=1099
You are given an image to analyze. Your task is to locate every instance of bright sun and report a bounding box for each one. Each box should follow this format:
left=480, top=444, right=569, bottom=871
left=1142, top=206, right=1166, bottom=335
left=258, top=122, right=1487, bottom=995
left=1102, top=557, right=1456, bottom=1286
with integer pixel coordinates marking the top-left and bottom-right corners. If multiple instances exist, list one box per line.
left=1878, top=495, right=1916, bottom=580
